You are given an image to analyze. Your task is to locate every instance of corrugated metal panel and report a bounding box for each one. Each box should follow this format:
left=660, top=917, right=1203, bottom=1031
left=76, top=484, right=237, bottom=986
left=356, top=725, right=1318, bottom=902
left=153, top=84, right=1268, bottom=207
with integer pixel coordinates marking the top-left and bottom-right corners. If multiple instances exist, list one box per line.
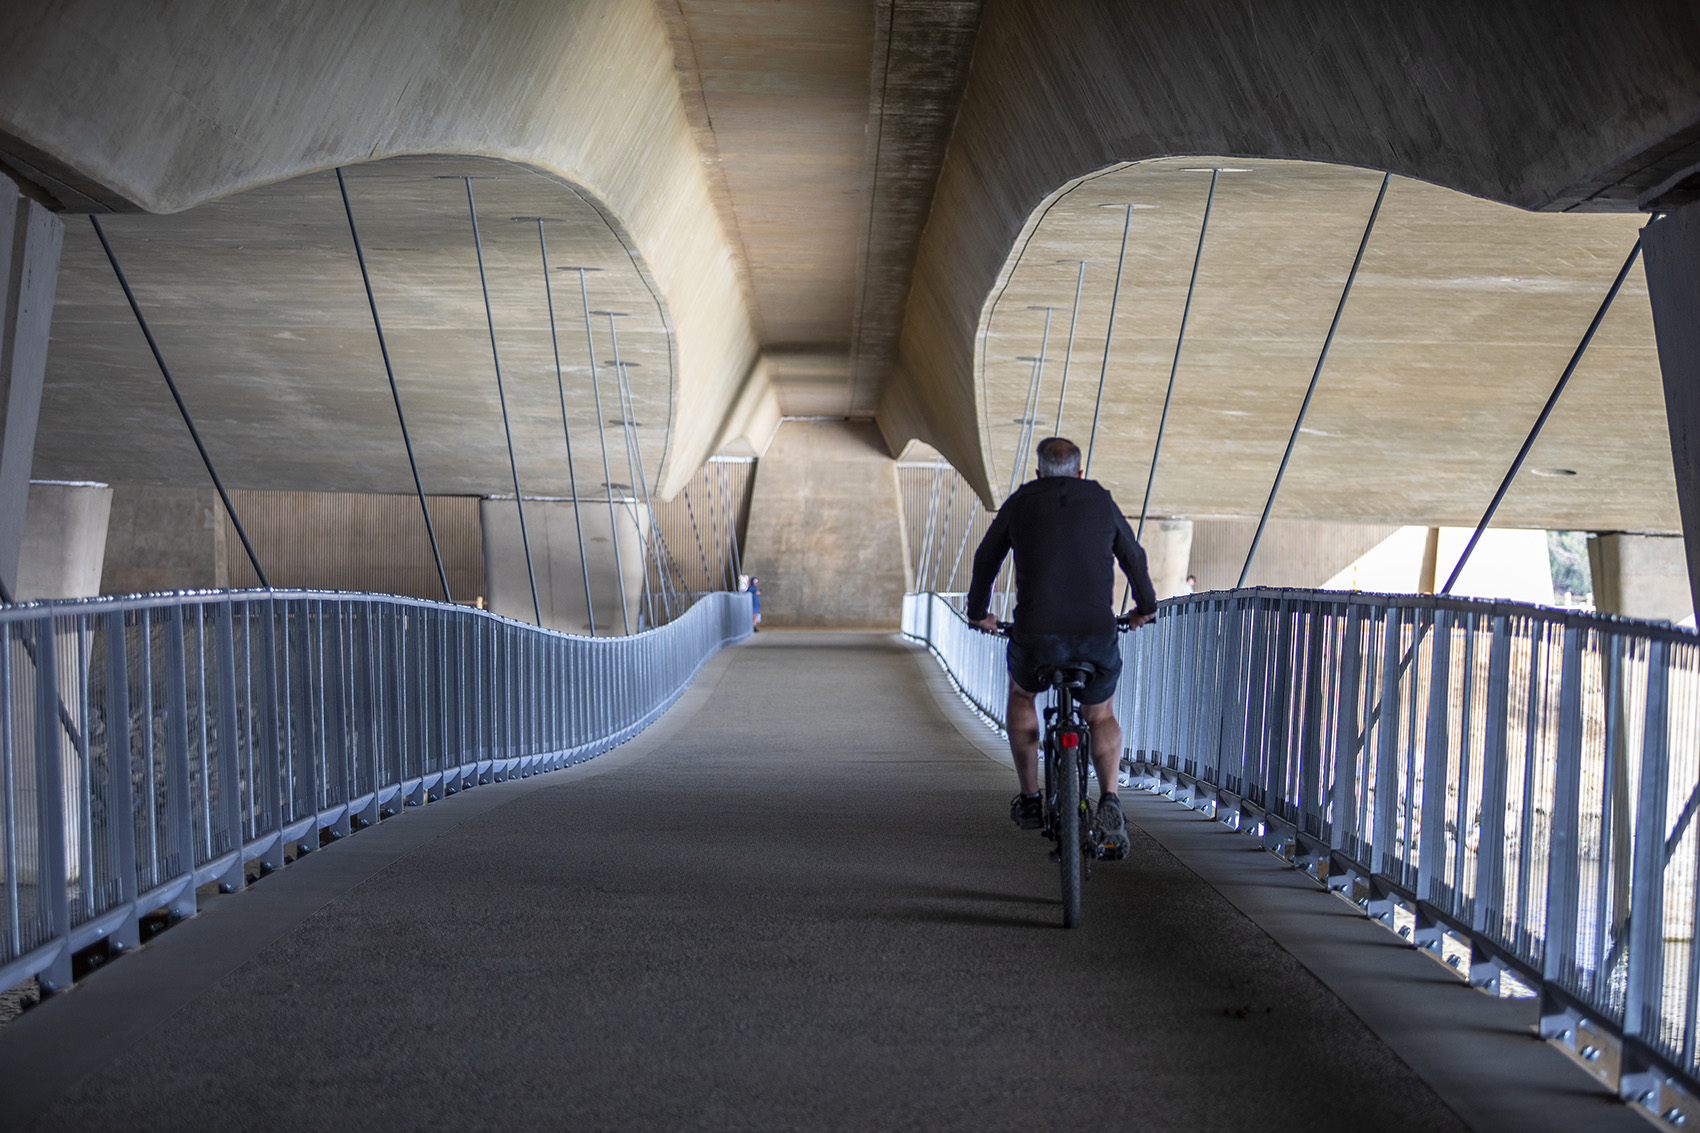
left=896, top=464, right=995, bottom=594
left=645, top=458, right=755, bottom=603
left=222, top=491, right=483, bottom=602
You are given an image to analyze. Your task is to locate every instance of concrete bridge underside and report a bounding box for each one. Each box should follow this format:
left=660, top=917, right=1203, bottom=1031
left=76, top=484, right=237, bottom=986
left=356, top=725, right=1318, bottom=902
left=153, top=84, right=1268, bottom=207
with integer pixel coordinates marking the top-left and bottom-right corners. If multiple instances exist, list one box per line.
left=0, top=635, right=1646, bottom=1132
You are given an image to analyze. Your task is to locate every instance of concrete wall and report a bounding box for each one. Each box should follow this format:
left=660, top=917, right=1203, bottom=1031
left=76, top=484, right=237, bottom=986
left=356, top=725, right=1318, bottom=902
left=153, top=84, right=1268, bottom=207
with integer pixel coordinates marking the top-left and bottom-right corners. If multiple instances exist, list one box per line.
left=1188, top=519, right=1400, bottom=592
left=480, top=498, right=649, bottom=636
left=877, top=0, right=1700, bottom=502
left=742, top=420, right=908, bottom=629
left=220, top=490, right=483, bottom=603
left=100, top=484, right=228, bottom=595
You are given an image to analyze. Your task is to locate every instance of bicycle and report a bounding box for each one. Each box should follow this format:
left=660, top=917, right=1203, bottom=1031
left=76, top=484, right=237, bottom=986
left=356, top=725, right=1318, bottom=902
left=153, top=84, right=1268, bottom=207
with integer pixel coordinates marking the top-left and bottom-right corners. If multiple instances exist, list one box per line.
left=996, top=621, right=1132, bottom=929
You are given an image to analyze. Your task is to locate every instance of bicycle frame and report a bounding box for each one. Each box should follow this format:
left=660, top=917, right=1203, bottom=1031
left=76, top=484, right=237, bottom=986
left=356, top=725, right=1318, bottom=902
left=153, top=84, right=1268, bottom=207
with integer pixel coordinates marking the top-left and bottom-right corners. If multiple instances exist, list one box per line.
left=1041, top=684, right=1093, bottom=842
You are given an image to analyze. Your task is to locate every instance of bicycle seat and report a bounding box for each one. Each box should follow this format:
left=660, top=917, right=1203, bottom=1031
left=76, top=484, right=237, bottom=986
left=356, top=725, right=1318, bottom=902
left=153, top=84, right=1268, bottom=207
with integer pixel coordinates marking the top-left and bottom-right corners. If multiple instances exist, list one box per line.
left=1040, top=663, right=1099, bottom=691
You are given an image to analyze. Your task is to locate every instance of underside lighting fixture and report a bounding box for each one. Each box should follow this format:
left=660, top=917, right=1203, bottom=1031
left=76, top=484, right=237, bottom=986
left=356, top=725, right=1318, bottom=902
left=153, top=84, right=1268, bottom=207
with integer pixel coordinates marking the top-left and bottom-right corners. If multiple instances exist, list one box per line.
left=1531, top=467, right=1579, bottom=477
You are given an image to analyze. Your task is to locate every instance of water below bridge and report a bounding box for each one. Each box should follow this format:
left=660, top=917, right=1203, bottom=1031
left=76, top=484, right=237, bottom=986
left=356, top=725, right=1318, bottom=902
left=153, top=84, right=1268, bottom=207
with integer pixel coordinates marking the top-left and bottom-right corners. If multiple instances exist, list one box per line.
left=0, top=633, right=1643, bottom=1131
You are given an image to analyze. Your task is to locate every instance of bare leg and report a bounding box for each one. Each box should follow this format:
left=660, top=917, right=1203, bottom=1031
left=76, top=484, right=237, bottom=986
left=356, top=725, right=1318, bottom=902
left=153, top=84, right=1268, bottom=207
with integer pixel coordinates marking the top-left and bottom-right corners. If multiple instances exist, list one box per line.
left=1006, top=680, right=1040, bottom=794
left=1081, top=698, right=1123, bottom=798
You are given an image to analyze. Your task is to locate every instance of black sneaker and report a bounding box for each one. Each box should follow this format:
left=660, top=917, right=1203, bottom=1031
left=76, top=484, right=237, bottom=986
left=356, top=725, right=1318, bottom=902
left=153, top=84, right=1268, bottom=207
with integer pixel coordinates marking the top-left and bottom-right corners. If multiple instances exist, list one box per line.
left=1095, top=795, right=1130, bottom=860
left=1010, top=793, right=1043, bottom=830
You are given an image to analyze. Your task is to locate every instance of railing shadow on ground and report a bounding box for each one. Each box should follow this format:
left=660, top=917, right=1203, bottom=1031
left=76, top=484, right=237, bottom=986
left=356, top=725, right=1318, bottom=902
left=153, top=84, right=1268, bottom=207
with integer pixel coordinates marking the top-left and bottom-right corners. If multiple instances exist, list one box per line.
left=0, top=588, right=751, bottom=1000
left=902, top=588, right=1700, bottom=1129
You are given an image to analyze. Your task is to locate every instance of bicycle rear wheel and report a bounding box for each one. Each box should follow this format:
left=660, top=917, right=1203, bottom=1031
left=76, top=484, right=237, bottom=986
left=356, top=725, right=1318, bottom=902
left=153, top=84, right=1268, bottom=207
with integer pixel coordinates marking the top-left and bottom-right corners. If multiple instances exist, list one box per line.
left=1057, top=742, right=1082, bottom=928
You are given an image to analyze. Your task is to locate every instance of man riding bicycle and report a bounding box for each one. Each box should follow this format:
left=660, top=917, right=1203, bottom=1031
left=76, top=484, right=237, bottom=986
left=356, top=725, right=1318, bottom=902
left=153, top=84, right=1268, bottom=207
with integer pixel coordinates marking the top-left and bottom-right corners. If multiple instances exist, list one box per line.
left=966, top=436, right=1158, bottom=858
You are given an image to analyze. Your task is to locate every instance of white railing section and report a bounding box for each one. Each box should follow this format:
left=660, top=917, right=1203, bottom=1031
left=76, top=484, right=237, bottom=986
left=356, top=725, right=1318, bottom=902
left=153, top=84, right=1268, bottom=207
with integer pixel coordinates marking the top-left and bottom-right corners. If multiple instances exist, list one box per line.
left=1, top=588, right=751, bottom=996
left=903, top=588, right=1700, bottom=1119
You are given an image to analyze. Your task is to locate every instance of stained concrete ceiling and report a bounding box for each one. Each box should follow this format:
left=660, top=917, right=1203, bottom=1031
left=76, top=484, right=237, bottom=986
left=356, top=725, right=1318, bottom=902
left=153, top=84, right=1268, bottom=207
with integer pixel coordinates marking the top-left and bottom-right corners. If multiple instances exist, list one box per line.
left=980, top=158, right=1673, bottom=532
left=39, top=156, right=678, bottom=501
left=657, top=0, right=980, bottom=416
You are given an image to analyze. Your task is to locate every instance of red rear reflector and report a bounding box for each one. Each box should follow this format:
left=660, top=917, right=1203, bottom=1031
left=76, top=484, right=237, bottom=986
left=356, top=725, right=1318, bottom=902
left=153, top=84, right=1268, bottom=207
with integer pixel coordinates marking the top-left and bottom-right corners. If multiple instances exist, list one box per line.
left=1060, top=733, right=1078, bottom=748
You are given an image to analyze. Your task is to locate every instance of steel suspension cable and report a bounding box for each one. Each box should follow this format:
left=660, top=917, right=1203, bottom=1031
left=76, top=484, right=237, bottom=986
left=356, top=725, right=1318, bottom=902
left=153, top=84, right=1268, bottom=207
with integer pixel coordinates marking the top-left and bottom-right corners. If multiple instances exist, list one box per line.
left=1014, top=307, right=1055, bottom=487
left=530, top=222, right=596, bottom=634
left=598, top=324, right=654, bottom=624
left=1441, top=234, right=1644, bottom=595
left=609, top=349, right=678, bottom=621
left=931, top=474, right=959, bottom=592
left=337, top=169, right=452, bottom=602
left=1137, top=169, right=1219, bottom=542
left=460, top=177, right=540, bottom=625
left=725, top=463, right=746, bottom=586
left=1084, top=204, right=1134, bottom=476
left=90, top=216, right=270, bottom=589
left=602, top=314, right=672, bottom=622
left=1238, top=172, right=1391, bottom=588
left=565, top=268, right=631, bottom=633
left=1054, top=261, right=1086, bottom=433
left=680, top=481, right=713, bottom=595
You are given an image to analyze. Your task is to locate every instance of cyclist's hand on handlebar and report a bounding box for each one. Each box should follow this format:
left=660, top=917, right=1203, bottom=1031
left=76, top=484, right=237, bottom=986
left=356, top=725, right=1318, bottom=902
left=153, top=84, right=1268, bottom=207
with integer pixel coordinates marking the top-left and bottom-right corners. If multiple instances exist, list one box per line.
left=971, top=613, right=1001, bottom=634
left=1118, top=610, right=1157, bottom=631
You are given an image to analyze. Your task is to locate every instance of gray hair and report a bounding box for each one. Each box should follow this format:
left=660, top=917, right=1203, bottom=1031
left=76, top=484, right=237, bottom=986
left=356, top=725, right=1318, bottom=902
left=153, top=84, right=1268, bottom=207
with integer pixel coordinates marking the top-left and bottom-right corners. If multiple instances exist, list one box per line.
left=1035, top=436, right=1081, bottom=478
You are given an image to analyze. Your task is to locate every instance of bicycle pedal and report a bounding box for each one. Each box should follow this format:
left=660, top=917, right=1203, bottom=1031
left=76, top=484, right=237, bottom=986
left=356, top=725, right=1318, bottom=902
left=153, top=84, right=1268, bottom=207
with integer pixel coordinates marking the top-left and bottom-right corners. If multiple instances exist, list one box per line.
left=1094, top=843, right=1128, bottom=861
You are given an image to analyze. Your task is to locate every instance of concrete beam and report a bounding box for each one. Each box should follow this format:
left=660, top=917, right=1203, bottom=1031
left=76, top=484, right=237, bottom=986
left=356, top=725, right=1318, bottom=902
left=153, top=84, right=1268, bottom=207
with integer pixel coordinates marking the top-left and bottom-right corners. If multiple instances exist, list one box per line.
left=0, top=0, right=766, bottom=499
left=1643, top=202, right=1700, bottom=618
left=0, top=172, right=62, bottom=599
left=880, top=0, right=1700, bottom=502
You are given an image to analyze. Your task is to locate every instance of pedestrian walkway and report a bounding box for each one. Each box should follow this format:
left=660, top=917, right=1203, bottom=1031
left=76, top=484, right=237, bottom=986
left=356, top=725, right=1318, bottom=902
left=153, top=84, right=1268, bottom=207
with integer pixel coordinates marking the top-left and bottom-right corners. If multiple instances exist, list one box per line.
left=0, top=633, right=1635, bottom=1131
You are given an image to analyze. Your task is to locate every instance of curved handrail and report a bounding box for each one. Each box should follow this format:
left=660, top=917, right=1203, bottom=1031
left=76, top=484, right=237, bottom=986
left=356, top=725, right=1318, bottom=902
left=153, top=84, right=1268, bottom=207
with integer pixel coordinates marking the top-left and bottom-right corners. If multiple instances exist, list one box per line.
left=0, top=588, right=751, bottom=998
left=904, top=588, right=1700, bottom=1114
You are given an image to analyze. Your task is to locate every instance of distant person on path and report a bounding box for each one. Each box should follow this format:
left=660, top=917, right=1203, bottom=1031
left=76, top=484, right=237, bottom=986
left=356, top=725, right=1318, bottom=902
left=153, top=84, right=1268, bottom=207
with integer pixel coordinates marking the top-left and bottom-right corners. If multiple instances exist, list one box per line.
left=966, top=437, right=1157, bottom=857
left=746, top=576, right=761, bottom=632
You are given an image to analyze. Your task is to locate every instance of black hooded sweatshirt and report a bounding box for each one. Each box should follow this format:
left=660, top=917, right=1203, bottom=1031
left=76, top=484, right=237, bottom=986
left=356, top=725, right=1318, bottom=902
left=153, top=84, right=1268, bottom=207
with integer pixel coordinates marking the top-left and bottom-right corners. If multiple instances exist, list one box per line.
left=965, top=475, right=1157, bottom=637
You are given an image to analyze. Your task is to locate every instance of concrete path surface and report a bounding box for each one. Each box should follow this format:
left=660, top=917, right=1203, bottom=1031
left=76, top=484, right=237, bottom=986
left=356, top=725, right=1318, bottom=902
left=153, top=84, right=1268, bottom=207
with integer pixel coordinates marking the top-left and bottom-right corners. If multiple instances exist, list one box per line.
left=0, top=633, right=1636, bottom=1131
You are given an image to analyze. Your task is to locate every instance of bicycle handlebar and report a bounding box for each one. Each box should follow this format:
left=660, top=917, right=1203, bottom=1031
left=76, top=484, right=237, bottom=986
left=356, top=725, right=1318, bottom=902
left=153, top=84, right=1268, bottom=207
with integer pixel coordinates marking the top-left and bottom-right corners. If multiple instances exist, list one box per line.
left=984, top=616, right=1144, bottom=638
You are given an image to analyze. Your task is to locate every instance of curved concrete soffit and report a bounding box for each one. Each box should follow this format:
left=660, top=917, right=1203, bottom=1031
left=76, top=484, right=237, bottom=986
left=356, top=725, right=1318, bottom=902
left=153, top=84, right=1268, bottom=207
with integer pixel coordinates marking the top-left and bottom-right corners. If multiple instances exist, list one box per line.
left=874, top=0, right=1700, bottom=508
left=0, top=0, right=770, bottom=501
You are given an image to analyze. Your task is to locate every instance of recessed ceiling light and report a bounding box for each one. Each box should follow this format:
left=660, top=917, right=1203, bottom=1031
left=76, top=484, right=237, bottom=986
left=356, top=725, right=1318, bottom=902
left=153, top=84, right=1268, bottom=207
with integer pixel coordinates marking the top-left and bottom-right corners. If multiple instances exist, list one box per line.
left=1179, top=167, right=1252, bottom=173
left=1531, top=467, right=1578, bottom=477
left=1096, top=202, right=1158, bottom=209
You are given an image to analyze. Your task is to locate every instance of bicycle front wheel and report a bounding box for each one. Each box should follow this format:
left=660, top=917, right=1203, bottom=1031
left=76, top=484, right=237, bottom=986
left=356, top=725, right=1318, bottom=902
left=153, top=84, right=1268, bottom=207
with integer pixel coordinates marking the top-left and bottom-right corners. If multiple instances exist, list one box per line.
left=1057, top=742, right=1082, bottom=928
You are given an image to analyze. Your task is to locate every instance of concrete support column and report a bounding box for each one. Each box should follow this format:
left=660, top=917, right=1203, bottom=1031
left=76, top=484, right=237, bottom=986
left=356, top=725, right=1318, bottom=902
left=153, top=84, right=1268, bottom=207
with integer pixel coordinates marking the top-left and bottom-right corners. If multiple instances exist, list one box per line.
left=1142, top=519, right=1194, bottom=600
left=0, top=174, right=64, bottom=600
left=16, top=481, right=112, bottom=600
left=1587, top=532, right=1694, bottom=625
left=741, top=420, right=908, bottom=629
left=480, top=498, right=649, bottom=636
left=1643, top=202, right=1700, bottom=619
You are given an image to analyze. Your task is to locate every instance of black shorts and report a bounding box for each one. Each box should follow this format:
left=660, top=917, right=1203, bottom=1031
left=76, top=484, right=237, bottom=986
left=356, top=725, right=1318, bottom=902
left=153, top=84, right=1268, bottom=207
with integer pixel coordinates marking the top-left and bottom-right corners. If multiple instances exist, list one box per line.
left=1007, top=633, right=1123, bottom=705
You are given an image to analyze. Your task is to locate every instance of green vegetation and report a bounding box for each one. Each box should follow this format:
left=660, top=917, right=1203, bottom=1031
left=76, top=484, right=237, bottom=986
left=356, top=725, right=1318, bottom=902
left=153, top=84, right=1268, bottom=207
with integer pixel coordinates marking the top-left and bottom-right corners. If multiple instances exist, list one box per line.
left=1548, top=530, right=1592, bottom=603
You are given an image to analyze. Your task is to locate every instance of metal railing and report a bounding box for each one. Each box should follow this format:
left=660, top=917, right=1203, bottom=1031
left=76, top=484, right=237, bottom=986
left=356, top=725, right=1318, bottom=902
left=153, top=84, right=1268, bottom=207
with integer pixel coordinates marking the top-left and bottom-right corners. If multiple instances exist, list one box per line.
left=903, top=588, right=1700, bottom=1120
left=1, top=588, right=750, bottom=996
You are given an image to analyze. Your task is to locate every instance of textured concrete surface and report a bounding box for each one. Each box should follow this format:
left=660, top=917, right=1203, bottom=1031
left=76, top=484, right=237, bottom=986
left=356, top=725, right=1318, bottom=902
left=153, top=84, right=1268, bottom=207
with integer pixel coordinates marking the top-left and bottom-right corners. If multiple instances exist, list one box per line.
left=972, top=159, right=1674, bottom=530
left=98, top=484, right=230, bottom=594
left=0, top=631, right=1638, bottom=1131
left=742, top=421, right=907, bottom=628
left=0, top=0, right=766, bottom=498
left=878, top=0, right=1700, bottom=495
